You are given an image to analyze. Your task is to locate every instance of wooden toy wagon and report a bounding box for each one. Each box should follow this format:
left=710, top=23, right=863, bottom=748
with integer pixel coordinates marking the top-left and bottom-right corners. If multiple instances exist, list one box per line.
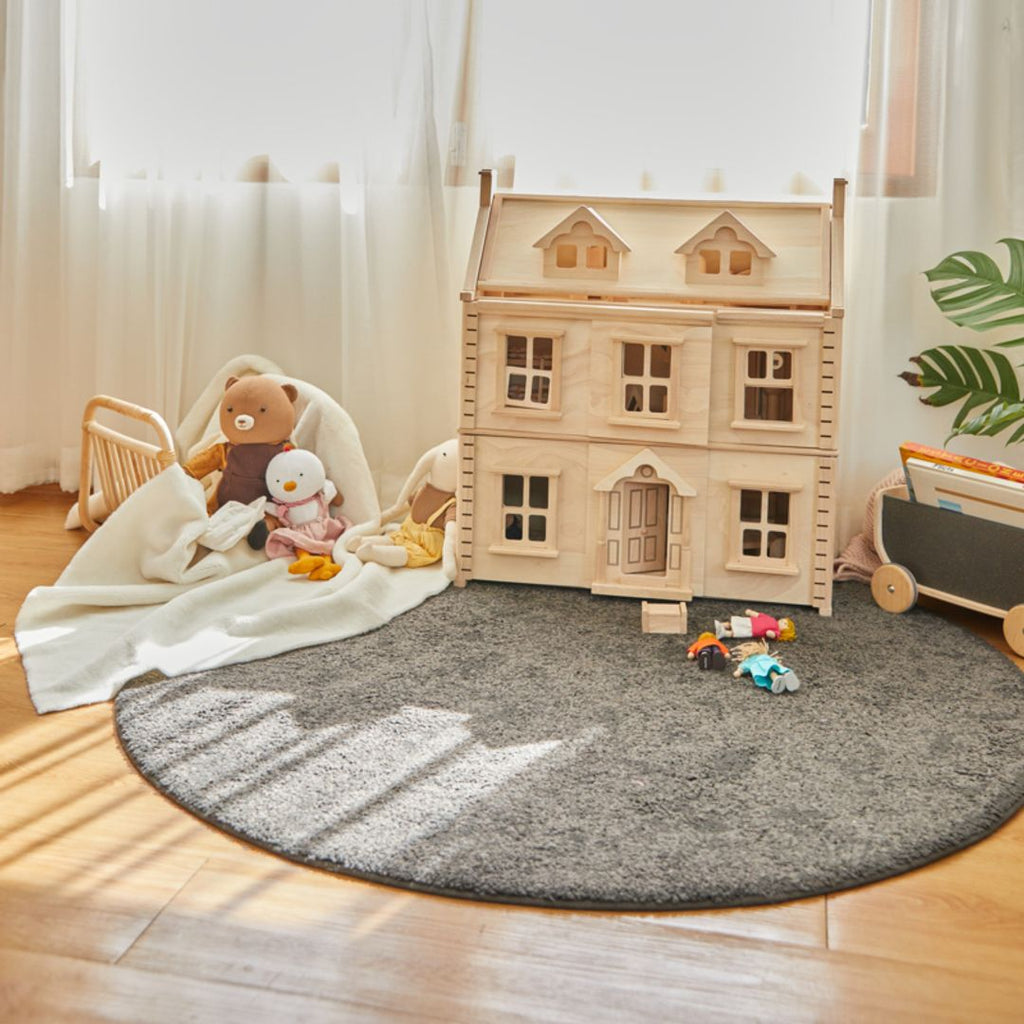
left=870, top=485, right=1024, bottom=656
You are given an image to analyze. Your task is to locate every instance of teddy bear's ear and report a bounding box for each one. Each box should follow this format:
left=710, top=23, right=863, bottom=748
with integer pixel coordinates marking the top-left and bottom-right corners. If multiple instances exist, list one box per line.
left=282, top=383, right=299, bottom=404
left=224, top=376, right=240, bottom=391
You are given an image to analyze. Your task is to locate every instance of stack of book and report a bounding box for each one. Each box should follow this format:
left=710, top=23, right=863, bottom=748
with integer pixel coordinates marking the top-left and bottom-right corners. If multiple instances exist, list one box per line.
left=899, top=442, right=1024, bottom=529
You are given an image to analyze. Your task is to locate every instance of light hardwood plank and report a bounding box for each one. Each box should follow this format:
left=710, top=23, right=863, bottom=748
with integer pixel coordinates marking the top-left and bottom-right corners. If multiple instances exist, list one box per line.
left=827, top=811, right=1024, bottom=979
left=0, top=947, right=419, bottom=1024
left=627, top=897, right=828, bottom=948
left=118, top=858, right=1024, bottom=1023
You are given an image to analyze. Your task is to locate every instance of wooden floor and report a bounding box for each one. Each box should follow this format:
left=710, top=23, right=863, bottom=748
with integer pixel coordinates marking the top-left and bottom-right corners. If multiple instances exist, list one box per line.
left=1, top=486, right=1022, bottom=1023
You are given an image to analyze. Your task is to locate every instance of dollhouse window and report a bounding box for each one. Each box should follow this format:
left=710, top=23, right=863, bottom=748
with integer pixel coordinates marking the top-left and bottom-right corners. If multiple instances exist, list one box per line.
left=533, top=206, right=630, bottom=280
left=742, top=348, right=795, bottom=422
left=727, top=483, right=800, bottom=575
left=556, top=245, right=578, bottom=269
left=498, top=473, right=556, bottom=552
left=699, top=249, right=721, bottom=275
left=697, top=230, right=756, bottom=278
left=729, top=249, right=753, bottom=276
left=621, top=342, right=672, bottom=417
left=676, top=213, right=775, bottom=286
left=696, top=233, right=755, bottom=278
left=730, top=341, right=805, bottom=431
left=503, top=332, right=559, bottom=411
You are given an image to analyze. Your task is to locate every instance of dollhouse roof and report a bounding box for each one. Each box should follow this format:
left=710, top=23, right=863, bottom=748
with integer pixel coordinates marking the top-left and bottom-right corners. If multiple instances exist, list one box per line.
left=473, top=192, right=834, bottom=307
left=675, top=211, right=777, bottom=258
left=532, top=206, right=632, bottom=253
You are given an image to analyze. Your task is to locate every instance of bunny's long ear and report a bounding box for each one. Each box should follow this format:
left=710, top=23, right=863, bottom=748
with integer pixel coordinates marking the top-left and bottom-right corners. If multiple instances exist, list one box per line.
left=377, top=443, right=443, bottom=525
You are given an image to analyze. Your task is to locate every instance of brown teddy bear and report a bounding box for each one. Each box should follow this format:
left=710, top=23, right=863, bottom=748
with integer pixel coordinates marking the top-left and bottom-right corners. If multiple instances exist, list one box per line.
left=182, top=374, right=298, bottom=546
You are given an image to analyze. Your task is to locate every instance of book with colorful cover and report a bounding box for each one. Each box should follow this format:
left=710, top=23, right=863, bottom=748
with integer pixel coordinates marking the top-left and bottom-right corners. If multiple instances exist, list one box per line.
left=899, top=442, right=1024, bottom=487
left=903, top=457, right=1024, bottom=529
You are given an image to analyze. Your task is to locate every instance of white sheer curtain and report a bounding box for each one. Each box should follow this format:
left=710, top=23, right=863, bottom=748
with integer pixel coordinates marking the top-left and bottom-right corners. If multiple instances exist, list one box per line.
left=839, top=0, right=1024, bottom=546
left=1, top=0, right=470, bottom=500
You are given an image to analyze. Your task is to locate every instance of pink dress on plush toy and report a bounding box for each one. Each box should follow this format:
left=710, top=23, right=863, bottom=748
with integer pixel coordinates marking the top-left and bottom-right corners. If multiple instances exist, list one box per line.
left=265, top=490, right=352, bottom=559
left=263, top=449, right=351, bottom=575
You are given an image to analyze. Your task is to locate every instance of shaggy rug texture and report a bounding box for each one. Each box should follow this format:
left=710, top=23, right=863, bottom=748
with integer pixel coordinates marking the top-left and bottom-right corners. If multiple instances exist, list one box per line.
left=114, top=581, right=1024, bottom=910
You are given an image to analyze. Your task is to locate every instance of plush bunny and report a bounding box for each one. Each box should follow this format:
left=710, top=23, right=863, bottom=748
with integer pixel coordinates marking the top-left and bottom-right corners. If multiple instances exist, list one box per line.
left=344, top=439, right=459, bottom=578
left=264, top=448, right=351, bottom=581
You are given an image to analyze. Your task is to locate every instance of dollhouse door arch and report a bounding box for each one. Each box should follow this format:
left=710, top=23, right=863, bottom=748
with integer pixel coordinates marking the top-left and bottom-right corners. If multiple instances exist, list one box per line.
left=594, top=449, right=697, bottom=594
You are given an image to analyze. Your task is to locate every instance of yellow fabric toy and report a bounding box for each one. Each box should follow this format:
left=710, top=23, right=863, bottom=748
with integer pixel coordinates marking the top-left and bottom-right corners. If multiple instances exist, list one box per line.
left=344, top=439, right=459, bottom=577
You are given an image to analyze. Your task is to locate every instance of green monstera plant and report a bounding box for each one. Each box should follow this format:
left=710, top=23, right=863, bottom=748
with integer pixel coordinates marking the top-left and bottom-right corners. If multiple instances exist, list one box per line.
left=900, top=238, right=1024, bottom=444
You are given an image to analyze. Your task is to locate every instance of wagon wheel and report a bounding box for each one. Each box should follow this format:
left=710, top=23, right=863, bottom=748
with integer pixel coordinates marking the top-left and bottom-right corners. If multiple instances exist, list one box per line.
left=1003, top=605, right=1024, bottom=658
left=871, top=563, right=918, bottom=614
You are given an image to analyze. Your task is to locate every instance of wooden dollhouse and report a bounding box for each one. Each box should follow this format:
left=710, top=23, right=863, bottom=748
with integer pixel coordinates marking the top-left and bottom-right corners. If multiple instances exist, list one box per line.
left=455, top=172, right=845, bottom=615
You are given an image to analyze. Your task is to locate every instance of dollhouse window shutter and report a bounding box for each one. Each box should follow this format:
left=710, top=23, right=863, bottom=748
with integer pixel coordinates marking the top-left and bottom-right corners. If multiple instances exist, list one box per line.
left=533, top=206, right=631, bottom=280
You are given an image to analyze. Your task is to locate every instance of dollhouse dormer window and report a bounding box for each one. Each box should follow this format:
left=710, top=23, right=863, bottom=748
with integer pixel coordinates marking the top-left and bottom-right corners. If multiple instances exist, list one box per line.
left=534, top=206, right=630, bottom=281
left=676, top=212, right=775, bottom=286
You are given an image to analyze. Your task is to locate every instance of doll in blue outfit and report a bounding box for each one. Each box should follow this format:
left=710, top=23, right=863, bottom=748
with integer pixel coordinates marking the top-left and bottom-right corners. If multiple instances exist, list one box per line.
left=733, top=643, right=801, bottom=694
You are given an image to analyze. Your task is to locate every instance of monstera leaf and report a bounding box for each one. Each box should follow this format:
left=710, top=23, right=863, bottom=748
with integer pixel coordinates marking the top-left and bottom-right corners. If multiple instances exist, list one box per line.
left=924, top=238, right=1024, bottom=338
left=901, top=238, right=1024, bottom=445
left=900, top=344, right=1024, bottom=443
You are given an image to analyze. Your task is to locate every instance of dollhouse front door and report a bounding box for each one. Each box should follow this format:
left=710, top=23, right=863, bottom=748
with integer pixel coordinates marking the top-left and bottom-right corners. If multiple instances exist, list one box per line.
left=621, top=481, right=669, bottom=574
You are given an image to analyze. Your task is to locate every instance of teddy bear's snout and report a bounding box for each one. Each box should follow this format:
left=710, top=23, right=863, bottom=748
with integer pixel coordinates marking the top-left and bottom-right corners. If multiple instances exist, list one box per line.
left=283, top=480, right=297, bottom=492
left=233, top=413, right=256, bottom=431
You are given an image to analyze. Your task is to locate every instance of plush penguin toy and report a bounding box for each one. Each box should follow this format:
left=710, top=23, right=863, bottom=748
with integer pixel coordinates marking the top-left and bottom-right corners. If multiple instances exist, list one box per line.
left=263, top=448, right=350, bottom=581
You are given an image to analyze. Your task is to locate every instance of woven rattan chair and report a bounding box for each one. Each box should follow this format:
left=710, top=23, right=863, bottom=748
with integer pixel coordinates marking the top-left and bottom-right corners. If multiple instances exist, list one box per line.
left=78, top=395, right=177, bottom=531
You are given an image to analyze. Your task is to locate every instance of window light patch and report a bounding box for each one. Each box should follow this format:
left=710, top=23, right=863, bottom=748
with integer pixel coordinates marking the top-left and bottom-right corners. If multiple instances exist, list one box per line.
left=503, top=475, right=523, bottom=506
left=650, top=345, right=671, bottom=378
left=529, top=476, right=549, bottom=509
left=730, top=249, right=752, bottom=275
left=556, top=244, right=577, bottom=269
left=533, top=337, right=553, bottom=369
left=623, top=343, right=645, bottom=377
left=740, top=489, right=762, bottom=522
left=700, top=249, right=721, bottom=274
left=506, top=336, right=527, bottom=367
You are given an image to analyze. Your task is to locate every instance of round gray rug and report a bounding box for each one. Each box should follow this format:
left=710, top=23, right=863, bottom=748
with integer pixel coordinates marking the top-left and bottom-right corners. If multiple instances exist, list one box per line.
left=114, top=581, right=1024, bottom=910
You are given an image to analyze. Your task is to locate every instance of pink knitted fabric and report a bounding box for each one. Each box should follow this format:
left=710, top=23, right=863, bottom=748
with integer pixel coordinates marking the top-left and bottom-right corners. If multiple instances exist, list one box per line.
left=833, top=467, right=906, bottom=582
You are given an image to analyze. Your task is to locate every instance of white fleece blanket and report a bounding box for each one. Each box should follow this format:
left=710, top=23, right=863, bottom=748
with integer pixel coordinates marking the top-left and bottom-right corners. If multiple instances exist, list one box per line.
left=18, top=363, right=451, bottom=714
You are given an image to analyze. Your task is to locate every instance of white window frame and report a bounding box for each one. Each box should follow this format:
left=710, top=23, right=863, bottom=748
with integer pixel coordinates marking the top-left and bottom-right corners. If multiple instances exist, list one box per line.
left=497, top=327, right=564, bottom=418
left=488, top=469, right=560, bottom=558
left=609, top=337, right=682, bottom=430
left=731, top=337, right=806, bottom=432
left=725, top=481, right=801, bottom=576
